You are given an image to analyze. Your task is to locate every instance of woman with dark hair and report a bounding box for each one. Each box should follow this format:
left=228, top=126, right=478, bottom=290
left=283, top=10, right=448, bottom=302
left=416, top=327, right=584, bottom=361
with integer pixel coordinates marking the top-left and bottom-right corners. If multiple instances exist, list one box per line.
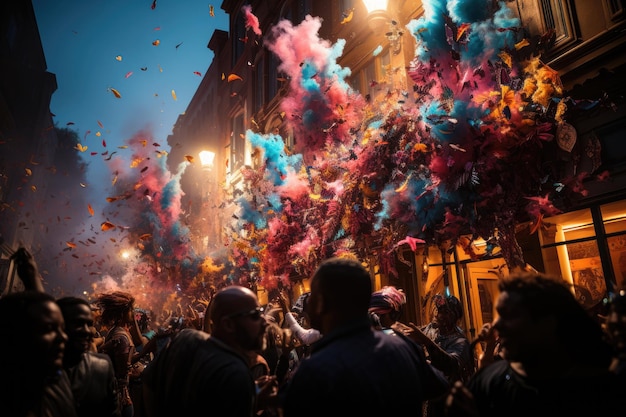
left=97, top=291, right=145, bottom=417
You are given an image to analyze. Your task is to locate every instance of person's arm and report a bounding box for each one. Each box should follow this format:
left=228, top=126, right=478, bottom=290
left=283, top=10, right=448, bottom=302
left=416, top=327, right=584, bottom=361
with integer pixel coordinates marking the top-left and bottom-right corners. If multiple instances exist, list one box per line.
left=283, top=312, right=321, bottom=345
left=393, top=321, right=470, bottom=381
left=475, top=322, right=500, bottom=369
left=10, top=247, right=44, bottom=292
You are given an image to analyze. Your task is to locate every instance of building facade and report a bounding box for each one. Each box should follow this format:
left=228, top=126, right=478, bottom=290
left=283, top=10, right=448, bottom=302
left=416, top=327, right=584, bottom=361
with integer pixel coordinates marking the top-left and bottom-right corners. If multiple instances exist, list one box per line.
left=1, top=0, right=58, bottom=294
left=168, top=0, right=626, bottom=336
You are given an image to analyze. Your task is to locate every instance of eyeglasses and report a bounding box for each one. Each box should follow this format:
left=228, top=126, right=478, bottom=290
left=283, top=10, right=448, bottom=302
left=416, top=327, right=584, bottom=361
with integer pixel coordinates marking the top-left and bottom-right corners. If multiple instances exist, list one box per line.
left=225, top=307, right=264, bottom=321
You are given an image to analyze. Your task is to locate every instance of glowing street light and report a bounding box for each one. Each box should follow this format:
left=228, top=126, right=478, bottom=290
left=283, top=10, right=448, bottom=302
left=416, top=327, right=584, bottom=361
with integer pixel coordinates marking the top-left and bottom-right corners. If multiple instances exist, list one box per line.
left=199, top=150, right=215, bottom=171
left=362, top=0, right=390, bottom=32
left=362, top=0, right=402, bottom=55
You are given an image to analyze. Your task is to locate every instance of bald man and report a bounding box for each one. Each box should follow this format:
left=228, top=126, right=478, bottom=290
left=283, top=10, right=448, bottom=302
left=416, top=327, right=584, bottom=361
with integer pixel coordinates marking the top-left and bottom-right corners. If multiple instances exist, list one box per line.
left=143, top=285, right=273, bottom=417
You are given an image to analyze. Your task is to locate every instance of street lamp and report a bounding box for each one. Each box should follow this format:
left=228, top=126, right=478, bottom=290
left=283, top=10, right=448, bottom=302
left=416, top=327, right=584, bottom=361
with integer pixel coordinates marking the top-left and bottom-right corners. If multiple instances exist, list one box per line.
left=362, top=0, right=402, bottom=55
left=363, top=0, right=390, bottom=32
left=199, top=150, right=215, bottom=171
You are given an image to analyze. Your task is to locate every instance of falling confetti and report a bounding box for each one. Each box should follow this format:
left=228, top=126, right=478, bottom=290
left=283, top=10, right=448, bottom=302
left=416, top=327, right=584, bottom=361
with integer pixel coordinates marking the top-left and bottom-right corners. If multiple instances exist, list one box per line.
left=125, top=71, right=133, bottom=79
left=209, top=5, right=215, bottom=17
left=100, top=221, right=116, bottom=231
left=87, top=204, right=95, bottom=216
left=115, top=55, right=122, bottom=61
left=74, top=143, right=88, bottom=152
left=341, top=8, right=354, bottom=24
left=171, top=90, right=177, bottom=101
left=110, top=88, right=122, bottom=99
left=193, top=71, right=202, bottom=77
left=227, top=73, right=243, bottom=82
left=152, top=39, right=160, bottom=46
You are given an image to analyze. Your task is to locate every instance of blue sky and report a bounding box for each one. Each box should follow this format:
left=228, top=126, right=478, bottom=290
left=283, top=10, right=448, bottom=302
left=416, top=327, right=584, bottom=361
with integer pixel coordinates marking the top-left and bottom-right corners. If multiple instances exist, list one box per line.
left=32, top=0, right=229, bottom=172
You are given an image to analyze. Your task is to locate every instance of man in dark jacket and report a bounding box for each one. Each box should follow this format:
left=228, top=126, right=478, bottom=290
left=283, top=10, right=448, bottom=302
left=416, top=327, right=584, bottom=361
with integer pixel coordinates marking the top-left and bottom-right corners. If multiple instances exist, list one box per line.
left=280, top=257, right=429, bottom=417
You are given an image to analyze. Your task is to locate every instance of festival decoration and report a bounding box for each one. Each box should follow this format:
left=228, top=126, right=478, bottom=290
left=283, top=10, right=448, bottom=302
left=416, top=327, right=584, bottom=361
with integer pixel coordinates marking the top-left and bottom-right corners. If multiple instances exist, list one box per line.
left=225, top=0, right=610, bottom=290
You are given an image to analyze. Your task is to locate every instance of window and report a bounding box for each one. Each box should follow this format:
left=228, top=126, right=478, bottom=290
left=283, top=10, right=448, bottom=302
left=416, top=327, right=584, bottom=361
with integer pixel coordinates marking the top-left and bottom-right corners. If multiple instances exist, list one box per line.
left=231, top=113, right=245, bottom=172
left=233, top=13, right=247, bottom=67
left=538, top=0, right=576, bottom=48
left=268, top=53, right=280, bottom=100
left=538, top=201, right=626, bottom=308
left=255, top=56, right=265, bottom=112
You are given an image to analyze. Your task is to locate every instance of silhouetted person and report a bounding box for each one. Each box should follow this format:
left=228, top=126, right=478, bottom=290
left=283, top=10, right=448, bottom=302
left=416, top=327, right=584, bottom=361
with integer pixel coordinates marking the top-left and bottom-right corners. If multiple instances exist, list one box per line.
left=57, top=296, right=121, bottom=417
left=0, top=247, right=77, bottom=417
left=143, top=285, right=275, bottom=417
left=279, top=257, right=429, bottom=417
left=446, top=271, right=619, bottom=417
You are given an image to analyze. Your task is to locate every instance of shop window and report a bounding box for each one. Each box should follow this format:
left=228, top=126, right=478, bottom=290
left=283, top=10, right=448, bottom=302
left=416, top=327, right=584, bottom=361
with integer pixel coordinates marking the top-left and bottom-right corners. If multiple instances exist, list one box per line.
left=539, top=201, right=626, bottom=309
left=602, top=201, right=626, bottom=289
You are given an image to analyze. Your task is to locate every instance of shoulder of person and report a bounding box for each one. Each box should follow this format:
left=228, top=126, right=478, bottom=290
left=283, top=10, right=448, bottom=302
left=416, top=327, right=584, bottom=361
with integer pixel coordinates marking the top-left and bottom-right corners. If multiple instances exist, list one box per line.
left=84, top=350, right=113, bottom=365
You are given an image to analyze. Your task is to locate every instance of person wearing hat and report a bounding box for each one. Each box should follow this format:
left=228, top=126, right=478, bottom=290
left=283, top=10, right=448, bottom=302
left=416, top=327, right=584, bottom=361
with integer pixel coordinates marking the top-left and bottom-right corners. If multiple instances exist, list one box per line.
left=393, top=293, right=475, bottom=417
left=368, top=286, right=407, bottom=334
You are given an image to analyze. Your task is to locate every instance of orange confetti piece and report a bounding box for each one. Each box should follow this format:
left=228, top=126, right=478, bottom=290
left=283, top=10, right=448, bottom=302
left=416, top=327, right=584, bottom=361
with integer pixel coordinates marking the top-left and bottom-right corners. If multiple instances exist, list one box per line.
left=110, top=88, right=122, bottom=99
left=115, top=55, right=122, bottom=61
left=87, top=204, right=95, bottom=216
left=66, top=241, right=77, bottom=248
left=95, top=131, right=101, bottom=137
left=139, top=233, right=152, bottom=240
left=341, top=9, right=354, bottom=24
left=140, top=140, right=147, bottom=147
left=209, top=5, right=215, bottom=16
left=75, top=143, right=88, bottom=152
left=118, top=145, right=128, bottom=149
left=25, top=168, right=32, bottom=176
left=101, top=221, right=116, bottom=231
left=171, top=90, right=177, bottom=100
left=152, top=39, right=160, bottom=46
left=184, top=155, right=194, bottom=163
left=227, top=73, right=243, bottom=82
left=30, top=185, right=37, bottom=192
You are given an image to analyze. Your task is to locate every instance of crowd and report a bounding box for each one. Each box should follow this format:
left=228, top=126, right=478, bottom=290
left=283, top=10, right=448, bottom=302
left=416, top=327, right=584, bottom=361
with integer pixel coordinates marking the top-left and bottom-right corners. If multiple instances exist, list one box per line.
left=1, top=246, right=625, bottom=417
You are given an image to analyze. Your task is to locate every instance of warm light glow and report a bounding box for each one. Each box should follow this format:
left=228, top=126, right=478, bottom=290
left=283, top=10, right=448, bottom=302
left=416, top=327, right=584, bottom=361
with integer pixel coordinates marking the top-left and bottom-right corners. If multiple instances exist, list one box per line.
left=362, top=0, right=389, bottom=14
left=199, top=150, right=216, bottom=169
left=363, top=0, right=395, bottom=44
left=121, top=250, right=131, bottom=260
